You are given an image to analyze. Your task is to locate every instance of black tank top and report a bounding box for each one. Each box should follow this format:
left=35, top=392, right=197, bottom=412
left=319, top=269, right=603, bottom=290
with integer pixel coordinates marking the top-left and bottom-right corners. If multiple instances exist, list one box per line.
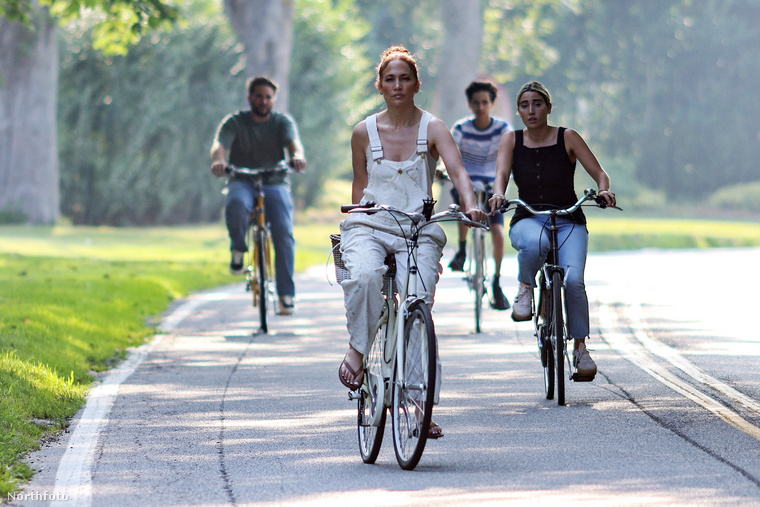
left=510, top=127, right=586, bottom=227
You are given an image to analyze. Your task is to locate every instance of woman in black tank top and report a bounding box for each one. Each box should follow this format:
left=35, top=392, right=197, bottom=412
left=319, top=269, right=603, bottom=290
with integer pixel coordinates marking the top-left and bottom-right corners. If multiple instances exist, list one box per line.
left=488, top=81, right=616, bottom=379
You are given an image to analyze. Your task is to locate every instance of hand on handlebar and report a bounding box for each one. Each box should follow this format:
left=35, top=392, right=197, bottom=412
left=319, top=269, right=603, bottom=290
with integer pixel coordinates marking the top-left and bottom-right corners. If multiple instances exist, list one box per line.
left=290, top=158, right=307, bottom=173
left=597, top=189, right=617, bottom=208
left=488, top=194, right=506, bottom=215
left=211, top=161, right=227, bottom=178
left=465, top=207, right=488, bottom=226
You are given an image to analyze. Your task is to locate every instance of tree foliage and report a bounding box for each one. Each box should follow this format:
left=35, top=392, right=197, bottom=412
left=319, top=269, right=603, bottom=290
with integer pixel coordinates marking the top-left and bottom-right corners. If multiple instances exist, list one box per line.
left=482, top=0, right=760, bottom=201
left=288, top=0, right=372, bottom=208
left=0, top=0, right=178, bottom=54
left=58, top=2, right=241, bottom=225
left=57, top=0, right=371, bottom=224
left=45, top=0, right=760, bottom=224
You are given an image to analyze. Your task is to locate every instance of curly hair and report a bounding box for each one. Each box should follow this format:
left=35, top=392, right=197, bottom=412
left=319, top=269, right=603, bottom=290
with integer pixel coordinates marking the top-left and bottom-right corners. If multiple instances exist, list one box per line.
left=465, top=81, right=498, bottom=103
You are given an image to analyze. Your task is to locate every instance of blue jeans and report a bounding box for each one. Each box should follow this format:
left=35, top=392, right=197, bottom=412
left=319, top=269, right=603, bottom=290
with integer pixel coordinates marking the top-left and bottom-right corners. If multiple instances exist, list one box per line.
left=225, top=179, right=295, bottom=298
left=509, top=216, right=589, bottom=339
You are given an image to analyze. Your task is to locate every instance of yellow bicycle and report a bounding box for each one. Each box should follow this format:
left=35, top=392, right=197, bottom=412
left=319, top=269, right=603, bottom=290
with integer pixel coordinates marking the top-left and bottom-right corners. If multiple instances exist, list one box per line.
left=225, top=162, right=289, bottom=333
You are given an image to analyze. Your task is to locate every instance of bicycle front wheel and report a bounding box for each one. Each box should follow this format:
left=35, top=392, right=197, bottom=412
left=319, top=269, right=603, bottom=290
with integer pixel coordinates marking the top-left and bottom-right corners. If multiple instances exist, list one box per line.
left=472, top=228, right=486, bottom=333
left=255, top=229, right=268, bottom=333
left=392, top=301, right=436, bottom=470
left=551, top=271, right=565, bottom=406
left=358, top=302, right=389, bottom=463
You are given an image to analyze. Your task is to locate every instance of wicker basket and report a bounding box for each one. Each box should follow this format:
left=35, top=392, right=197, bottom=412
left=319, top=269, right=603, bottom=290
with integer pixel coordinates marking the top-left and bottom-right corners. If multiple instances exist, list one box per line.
left=330, top=234, right=350, bottom=282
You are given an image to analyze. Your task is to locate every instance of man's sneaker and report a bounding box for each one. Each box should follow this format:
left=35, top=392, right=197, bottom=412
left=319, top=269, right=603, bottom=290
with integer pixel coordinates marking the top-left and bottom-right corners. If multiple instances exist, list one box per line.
left=574, top=346, right=597, bottom=379
left=278, top=295, right=295, bottom=316
left=448, top=250, right=466, bottom=272
left=230, top=250, right=245, bottom=275
left=511, top=284, right=533, bottom=321
left=491, top=282, right=510, bottom=310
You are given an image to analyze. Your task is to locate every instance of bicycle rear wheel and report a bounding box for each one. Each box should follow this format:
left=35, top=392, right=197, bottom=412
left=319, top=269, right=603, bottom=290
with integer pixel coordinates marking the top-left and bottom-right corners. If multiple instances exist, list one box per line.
left=358, top=302, right=389, bottom=463
left=472, top=228, right=486, bottom=333
left=551, top=271, right=565, bottom=405
left=392, top=301, right=436, bottom=470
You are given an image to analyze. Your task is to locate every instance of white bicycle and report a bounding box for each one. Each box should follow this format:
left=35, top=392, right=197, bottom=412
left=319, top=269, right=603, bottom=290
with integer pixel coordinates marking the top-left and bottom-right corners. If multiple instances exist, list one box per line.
left=334, top=199, right=487, bottom=470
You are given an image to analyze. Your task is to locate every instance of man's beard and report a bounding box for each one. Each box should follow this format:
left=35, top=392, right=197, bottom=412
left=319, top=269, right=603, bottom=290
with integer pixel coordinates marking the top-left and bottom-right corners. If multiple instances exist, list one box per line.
left=252, top=105, right=272, bottom=118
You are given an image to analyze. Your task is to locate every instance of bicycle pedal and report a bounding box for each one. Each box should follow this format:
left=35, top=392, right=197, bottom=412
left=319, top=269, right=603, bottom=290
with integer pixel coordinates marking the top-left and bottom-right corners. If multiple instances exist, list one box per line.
left=347, top=390, right=361, bottom=401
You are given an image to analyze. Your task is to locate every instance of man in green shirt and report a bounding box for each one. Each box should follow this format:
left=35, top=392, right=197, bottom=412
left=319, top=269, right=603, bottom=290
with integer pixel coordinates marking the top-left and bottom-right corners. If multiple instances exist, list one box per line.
left=210, top=76, right=307, bottom=315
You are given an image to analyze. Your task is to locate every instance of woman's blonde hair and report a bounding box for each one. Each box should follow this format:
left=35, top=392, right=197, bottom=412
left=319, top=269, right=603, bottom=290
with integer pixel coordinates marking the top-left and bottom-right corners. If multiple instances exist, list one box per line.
left=375, top=45, right=420, bottom=88
left=516, top=81, right=552, bottom=108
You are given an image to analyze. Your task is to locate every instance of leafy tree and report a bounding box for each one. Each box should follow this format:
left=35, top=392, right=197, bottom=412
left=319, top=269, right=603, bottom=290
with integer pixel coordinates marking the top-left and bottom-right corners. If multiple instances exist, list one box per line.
left=222, top=0, right=294, bottom=110
left=0, top=0, right=178, bottom=54
left=58, top=2, right=242, bottom=225
left=57, top=0, right=372, bottom=224
left=482, top=0, right=760, bottom=202
left=0, top=0, right=178, bottom=224
left=288, top=0, right=372, bottom=208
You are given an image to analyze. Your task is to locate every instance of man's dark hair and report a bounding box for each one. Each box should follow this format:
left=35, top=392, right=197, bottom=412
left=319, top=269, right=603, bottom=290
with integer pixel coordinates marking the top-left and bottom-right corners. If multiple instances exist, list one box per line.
left=465, top=81, right=498, bottom=103
left=247, top=76, right=278, bottom=95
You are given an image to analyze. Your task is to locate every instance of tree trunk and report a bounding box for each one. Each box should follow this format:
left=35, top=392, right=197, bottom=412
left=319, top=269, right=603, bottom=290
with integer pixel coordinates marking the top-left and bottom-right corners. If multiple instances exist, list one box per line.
left=223, top=0, right=294, bottom=110
left=0, top=11, right=59, bottom=224
left=434, top=0, right=483, bottom=126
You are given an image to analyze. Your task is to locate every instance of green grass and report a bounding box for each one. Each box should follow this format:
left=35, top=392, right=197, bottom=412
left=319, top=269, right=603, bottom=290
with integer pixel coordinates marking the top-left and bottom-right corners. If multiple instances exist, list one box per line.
left=586, top=216, right=760, bottom=250
left=0, top=220, right=341, bottom=497
left=1, top=213, right=760, bottom=496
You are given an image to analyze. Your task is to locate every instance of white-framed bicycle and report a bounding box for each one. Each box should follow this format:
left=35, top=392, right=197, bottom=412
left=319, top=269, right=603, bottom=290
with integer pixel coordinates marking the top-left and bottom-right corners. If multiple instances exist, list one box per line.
left=334, top=198, right=487, bottom=470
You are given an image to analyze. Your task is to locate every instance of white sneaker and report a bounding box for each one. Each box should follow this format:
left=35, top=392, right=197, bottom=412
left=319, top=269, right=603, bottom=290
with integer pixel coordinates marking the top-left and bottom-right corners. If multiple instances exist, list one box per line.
left=511, top=283, right=533, bottom=322
left=278, top=295, right=295, bottom=316
left=574, top=345, right=597, bottom=379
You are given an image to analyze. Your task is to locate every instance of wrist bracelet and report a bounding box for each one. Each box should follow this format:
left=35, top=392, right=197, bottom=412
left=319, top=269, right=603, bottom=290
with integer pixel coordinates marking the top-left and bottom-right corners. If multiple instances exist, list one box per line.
left=491, top=193, right=505, bottom=199
left=599, top=189, right=609, bottom=192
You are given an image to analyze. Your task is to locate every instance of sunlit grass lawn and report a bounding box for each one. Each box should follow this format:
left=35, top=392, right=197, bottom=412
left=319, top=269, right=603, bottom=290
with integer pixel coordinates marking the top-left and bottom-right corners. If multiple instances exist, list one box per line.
left=1, top=213, right=760, bottom=495
left=0, top=219, right=340, bottom=496
left=585, top=216, right=760, bottom=249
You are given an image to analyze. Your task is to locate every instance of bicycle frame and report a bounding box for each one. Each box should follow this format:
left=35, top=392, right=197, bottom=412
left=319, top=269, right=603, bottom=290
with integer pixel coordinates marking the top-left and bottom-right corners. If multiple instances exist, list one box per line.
left=225, top=162, right=289, bottom=332
left=501, top=189, right=621, bottom=403
left=344, top=199, right=487, bottom=469
left=466, top=180, right=491, bottom=333
left=349, top=203, right=436, bottom=405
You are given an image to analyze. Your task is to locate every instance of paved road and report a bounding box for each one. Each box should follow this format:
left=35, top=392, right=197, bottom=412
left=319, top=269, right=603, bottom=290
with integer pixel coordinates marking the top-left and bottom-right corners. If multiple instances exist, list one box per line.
left=13, top=248, right=760, bottom=506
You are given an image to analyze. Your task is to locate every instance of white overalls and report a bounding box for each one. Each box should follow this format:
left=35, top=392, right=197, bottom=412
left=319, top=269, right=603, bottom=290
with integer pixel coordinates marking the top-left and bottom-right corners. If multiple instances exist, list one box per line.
left=340, top=111, right=447, bottom=356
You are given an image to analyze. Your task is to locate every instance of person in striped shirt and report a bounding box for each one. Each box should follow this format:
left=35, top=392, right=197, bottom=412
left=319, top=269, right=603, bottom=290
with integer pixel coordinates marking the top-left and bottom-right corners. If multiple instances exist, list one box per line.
left=448, top=81, right=512, bottom=310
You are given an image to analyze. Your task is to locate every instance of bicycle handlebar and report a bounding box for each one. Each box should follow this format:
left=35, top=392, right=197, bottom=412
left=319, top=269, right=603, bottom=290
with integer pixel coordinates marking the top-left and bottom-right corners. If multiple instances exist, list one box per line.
left=499, top=188, right=622, bottom=215
left=341, top=201, right=489, bottom=230
left=225, top=161, right=291, bottom=178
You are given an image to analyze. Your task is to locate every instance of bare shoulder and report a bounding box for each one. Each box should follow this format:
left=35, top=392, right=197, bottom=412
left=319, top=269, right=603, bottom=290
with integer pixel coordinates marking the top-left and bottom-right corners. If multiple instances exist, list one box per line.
left=351, top=119, right=369, bottom=146
left=563, top=127, right=585, bottom=145
left=500, top=129, right=516, bottom=146
left=352, top=119, right=369, bottom=137
left=427, top=115, right=449, bottom=134
left=427, top=115, right=454, bottom=144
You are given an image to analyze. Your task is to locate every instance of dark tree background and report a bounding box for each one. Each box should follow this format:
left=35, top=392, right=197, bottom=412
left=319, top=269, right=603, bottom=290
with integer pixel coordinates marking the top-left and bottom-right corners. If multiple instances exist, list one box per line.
left=3, top=0, right=758, bottom=224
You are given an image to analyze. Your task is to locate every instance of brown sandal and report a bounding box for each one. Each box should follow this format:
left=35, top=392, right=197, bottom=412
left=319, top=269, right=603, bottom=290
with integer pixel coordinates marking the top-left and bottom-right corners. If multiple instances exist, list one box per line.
left=338, top=355, right=363, bottom=391
left=427, top=421, right=444, bottom=439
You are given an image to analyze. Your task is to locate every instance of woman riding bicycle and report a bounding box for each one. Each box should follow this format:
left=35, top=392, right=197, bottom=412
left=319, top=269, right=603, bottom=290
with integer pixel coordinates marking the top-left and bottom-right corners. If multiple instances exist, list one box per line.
left=489, top=81, right=616, bottom=379
left=337, top=46, right=486, bottom=437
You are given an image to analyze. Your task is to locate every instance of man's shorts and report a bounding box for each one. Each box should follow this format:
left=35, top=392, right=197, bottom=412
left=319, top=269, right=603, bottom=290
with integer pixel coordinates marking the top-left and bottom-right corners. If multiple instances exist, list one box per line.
left=450, top=175, right=504, bottom=226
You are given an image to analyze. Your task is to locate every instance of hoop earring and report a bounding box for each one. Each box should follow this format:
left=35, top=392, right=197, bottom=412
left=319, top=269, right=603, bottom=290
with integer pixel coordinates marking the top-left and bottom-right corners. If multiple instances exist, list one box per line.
left=374, top=93, right=386, bottom=111
left=417, top=91, right=428, bottom=108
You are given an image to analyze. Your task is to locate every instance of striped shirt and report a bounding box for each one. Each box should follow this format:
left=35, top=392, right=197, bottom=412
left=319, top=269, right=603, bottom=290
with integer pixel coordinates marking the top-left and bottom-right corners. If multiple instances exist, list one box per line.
left=451, top=116, right=511, bottom=179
